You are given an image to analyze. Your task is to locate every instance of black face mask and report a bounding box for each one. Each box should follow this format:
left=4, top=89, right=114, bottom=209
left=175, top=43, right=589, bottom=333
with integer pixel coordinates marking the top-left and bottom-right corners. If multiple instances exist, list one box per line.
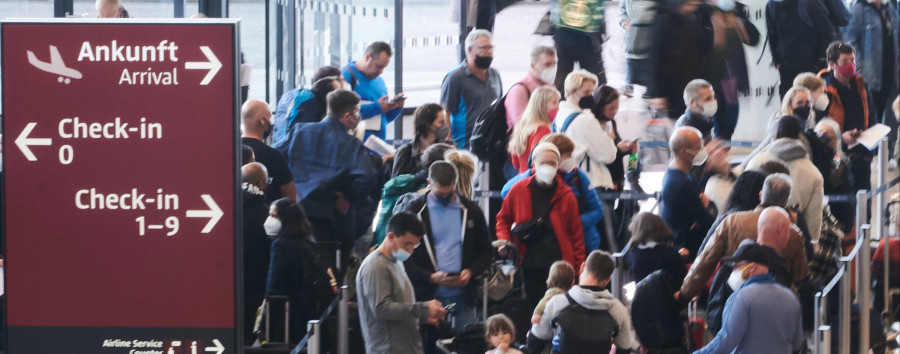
left=474, top=55, right=493, bottom=69
left=578, top=96, right=595, bottom=109
left=262, top=120, right=273, bottom=140
left=793, top=106, right=811, bottom=120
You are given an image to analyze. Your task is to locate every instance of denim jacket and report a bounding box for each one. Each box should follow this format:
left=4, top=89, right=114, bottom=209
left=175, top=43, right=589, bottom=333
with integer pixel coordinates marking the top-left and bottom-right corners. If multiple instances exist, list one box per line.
left=843, top=1, right=899, bottom=92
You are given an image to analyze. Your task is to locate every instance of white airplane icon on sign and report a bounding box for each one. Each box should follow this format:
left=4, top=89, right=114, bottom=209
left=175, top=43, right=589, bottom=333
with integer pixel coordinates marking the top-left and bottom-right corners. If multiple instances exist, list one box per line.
left=27, top=45, right=83, bottom=84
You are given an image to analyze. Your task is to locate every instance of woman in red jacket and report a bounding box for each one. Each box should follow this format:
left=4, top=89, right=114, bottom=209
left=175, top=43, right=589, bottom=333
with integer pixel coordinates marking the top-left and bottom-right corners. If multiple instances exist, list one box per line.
left=497, top=142, right=585, bottom=304
left=507, top=86, right=561, bottom=172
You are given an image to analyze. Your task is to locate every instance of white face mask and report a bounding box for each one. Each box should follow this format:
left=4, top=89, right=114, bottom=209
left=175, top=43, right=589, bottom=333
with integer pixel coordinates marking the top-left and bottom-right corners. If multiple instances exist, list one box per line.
left=717, top=0, right=736, bottom=11
left=392, top=246, right=412, bottom=261
left=692, top=146, right=708, bottom=165
left=701, top=101, right=718, bottom=117
left=539, top=66, right=557, bottom=84
left=727, top=265, right=749, bottom=291
left=534, top=164, right=558, bottom=185
left=558, top=157, right=578, bottom=174
left=264, top=216, right=282, bottom=236
left=814, top=93, right=830, bottom=111
left=342, top=81, right=353, bottom=91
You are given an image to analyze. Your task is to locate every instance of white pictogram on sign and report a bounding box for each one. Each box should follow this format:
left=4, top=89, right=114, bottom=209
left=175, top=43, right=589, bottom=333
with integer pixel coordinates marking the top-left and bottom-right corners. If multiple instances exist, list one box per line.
left=27, top=45, right=83, bottom=84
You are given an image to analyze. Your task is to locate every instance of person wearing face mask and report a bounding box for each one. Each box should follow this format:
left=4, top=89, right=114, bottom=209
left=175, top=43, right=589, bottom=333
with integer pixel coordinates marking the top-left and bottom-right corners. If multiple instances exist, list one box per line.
left=814, top=118, right=854, bottom=232
left=695, top=241, right=804, bottom=354
left=553, top=70, right=618, bottom=191
left=392, top=104, right=451, bottom=178
left=501, top=134, right=605, bottom=253
left=356, top=212, right=448, bottom=354
left=747, top=115, right=824, bottom=241
left=676, top=79, right=718, bottom=143
left=794, top=72, right=833, bottom=122
left=550, top=0, right=608, bottom=93
left=819, top=41, right=877, bottom=191
left=440, top=29, right=503, bottom=148
left=274, top=90, right=382, bottom=269
left=398, top=162, right=492, bottom=340
left=705, top=0, right=759, bottom=141
left=240, top=162, right=272, bottom=344
left=340, top=42, right=405, bottom=142
left=742, top=86, right=817, bottom=169
left=241, top=99, right=298, bottom=204
left=265, top=198, right=337, bottom=343
left=508, top=86, right=561, bottom=173
left=497, top=142, right=586, bottom=305
left=505, top=46, right=558, bottom=129
left=660, top=127, right=716, bottom=260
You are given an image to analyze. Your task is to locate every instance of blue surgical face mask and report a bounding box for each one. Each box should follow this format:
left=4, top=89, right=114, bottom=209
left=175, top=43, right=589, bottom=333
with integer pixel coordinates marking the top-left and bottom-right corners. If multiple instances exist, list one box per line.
left=717, top=0, right=736, bottom=11
left=392, top=247, right=412, bottom=262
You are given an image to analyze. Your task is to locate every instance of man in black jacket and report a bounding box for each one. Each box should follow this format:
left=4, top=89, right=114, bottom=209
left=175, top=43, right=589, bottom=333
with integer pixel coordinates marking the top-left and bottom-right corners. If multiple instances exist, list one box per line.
left=400, top=161, right=493, bottom=335
left=240, top=162, right=272, bottom=344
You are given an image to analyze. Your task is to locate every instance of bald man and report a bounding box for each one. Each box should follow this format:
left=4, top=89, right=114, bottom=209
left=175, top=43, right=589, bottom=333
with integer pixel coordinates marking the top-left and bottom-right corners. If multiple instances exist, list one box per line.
left=240, top=161, right=274, bottom=343
left=96, top=0, right=129, bottom=18
left=241, top=99, right=297, bottom=203
left=660, top=127, right=715, bottom=260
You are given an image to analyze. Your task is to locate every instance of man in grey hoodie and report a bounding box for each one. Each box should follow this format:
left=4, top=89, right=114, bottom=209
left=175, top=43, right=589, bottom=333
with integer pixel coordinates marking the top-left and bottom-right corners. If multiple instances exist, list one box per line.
left=527, top=250, right=637, bottom=353
left=747, top=115, right=824, bottom=241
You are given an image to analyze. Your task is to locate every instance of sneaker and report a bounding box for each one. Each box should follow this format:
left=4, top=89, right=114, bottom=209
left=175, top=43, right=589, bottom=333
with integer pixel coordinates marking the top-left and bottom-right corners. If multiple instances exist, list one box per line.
left=623, top=85, right=634, bottom=98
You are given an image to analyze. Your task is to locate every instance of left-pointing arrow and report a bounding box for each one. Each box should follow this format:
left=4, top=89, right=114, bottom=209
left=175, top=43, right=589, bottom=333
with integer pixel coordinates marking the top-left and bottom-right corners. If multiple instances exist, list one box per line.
left=184, top=46, right=221, bottom=85
left=15, top=122, right=52, bottom=161
left=186, top=194, right=223, bottom=233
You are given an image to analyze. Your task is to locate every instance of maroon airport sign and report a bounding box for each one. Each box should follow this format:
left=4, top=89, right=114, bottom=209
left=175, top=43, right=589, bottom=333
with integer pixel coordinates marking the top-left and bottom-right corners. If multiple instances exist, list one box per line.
left=2, top=20, right=240, bottom=353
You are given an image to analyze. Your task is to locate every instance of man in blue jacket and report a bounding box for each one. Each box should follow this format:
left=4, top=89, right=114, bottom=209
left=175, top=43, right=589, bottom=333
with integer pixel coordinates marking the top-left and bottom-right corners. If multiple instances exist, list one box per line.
left=274, top=90, right=382, bottom=266
left=695, top=241, right=804, bottom=354
left=341, top=42, right=405, bottom=141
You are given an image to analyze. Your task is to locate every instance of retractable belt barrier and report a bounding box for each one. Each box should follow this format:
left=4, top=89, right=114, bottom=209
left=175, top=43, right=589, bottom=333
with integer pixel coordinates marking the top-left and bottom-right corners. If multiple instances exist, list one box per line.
left=292, top=285, right=348, bottom=354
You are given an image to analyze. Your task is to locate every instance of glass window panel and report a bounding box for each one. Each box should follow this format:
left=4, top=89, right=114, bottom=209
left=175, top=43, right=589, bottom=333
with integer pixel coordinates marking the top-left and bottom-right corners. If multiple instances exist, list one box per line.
left=230, top=0, right=267, bottom=103
left=0, top=0, right=54, bottom=18
left=73, top=0, right=175, bottom=19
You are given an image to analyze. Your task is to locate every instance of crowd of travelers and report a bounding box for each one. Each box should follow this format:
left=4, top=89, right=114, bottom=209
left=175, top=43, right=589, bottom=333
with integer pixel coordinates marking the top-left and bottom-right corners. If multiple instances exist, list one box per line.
left=233, top=0, right=900, bottom=351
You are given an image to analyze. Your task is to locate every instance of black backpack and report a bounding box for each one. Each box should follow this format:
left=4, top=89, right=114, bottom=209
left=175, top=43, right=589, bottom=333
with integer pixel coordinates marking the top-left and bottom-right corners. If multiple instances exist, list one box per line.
left=631, top=270, right=686, bottom=350
left=551, top=292, right=619, bottom=354
left=469, top=83, right=527, bottom=160
left=298, top=239, right=337, bottom=317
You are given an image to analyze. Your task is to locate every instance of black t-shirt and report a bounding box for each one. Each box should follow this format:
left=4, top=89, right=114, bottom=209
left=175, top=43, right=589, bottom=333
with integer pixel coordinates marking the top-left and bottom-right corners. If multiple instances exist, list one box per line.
left=242, top=137, right=294, bottom=204
left=524, top=180, right=563, bottom=269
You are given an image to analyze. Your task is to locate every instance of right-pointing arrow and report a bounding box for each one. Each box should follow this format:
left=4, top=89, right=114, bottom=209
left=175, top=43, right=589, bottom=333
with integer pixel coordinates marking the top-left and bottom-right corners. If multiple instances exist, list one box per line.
left=186, top=194, right=223, bottom=233
left=15, top=122, right=52, bottom=161
left=204, top=339, right=224, bottom=354
left=184, top=46, right=221, bottom=85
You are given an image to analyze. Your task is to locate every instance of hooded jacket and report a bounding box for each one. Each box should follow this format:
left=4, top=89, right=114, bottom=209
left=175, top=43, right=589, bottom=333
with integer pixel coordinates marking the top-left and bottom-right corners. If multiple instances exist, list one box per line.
left=747, top=138, right=824, bottom=241
left=497, top=174, right=586, bottom=269
left=529, top=286, right=636, bottom=351
left=400, top=191, right=493, bottom=306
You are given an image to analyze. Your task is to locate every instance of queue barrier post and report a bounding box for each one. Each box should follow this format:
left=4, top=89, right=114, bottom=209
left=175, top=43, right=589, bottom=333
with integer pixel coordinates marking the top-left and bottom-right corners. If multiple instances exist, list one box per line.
left=307, top=320, right=321, bottom=354
left=878, top=138, right=891, bottom=319
left=338, top=285, right=350, bottom=354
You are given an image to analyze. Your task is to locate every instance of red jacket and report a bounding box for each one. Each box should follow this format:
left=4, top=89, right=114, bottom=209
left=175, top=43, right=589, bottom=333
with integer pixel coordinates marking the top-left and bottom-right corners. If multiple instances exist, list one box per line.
left=496, top=174, right=586, bottom=269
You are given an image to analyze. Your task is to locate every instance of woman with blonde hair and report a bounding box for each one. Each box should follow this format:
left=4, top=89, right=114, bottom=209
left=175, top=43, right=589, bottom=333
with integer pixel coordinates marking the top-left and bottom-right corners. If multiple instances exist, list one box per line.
left=508, top=85, right=560, bottom=172
left=444, top=149, right=478, bottom=200
left=742, top=86, right=814, bottom=167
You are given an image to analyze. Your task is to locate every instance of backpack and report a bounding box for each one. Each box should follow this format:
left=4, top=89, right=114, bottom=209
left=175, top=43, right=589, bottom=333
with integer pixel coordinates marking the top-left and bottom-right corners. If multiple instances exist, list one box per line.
left=631, top=270, right=686, bottom=350
left=469, top=83, right=527, bottom=160
left=273, top=88, right=304, bottom=142
left=298, top=239, right=338, bottom=317
left=551, top=112, right=580, bottom=133
left=551, top=292, right=619, bottom=354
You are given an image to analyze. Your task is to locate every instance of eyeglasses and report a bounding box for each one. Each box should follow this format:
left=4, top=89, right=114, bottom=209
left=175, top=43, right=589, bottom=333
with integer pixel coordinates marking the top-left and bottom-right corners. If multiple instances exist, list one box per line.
left=474, top=45, right=494, bottom=51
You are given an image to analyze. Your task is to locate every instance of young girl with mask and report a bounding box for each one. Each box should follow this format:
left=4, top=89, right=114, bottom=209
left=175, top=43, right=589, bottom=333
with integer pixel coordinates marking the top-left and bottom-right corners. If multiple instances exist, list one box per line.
left=508, top=86, right=561, bottom=173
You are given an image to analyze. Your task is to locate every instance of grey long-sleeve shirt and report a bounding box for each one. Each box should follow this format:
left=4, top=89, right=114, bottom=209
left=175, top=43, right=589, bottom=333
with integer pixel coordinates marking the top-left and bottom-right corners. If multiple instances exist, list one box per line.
left=356, top=250, right=430, bottom=354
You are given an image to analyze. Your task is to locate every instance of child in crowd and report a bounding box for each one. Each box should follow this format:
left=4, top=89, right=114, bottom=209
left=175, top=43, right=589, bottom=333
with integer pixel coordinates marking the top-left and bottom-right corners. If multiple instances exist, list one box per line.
left=628, top=212, right=687, bottom=283
left=485, top=314, right=523, bottom=354
left=531, top=260, right=577, bottom=324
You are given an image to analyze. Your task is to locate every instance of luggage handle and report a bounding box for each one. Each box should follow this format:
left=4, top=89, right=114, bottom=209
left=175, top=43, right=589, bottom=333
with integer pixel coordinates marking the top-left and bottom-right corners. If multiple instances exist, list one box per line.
left=265, top=295, right=291, bottom=346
